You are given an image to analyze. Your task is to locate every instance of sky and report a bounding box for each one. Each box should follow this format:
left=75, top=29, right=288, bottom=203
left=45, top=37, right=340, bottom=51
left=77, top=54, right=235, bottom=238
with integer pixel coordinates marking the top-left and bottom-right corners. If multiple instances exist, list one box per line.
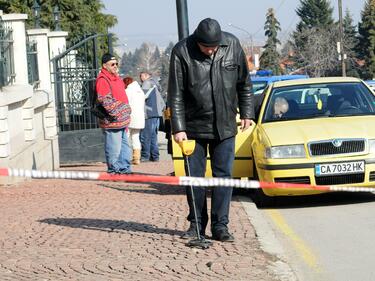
left=101, top=0, right=366, bottom=53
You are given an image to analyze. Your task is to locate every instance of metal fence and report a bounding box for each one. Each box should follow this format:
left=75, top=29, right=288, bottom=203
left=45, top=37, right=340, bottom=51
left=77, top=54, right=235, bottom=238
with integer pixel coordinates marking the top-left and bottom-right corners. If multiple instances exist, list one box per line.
left=0, top=17, right=14, bottom=89
left=51, top=34, right=111, bottom=132
left=27, top=38, right=39, bottom=87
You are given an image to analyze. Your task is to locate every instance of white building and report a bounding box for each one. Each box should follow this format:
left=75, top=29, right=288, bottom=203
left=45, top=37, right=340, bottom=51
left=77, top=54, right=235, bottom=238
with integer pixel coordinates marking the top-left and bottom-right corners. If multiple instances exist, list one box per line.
left=0, top=10, right=68, bottom=184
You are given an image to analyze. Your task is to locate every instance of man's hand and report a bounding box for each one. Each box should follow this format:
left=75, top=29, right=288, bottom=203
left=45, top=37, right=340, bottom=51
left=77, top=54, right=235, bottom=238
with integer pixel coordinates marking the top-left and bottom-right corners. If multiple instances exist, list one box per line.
left=240, top=119, right=255, bottom=132
left=174, top=131, right=188, bottom=143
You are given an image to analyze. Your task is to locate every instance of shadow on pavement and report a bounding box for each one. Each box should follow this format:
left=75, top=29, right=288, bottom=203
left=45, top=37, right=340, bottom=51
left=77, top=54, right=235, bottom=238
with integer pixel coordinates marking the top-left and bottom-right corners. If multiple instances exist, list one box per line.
left=39, top=218, right=184, bottom=236
left=98, top=183, right=186, bottom=195
left=250, top=191, right=375, bottom=209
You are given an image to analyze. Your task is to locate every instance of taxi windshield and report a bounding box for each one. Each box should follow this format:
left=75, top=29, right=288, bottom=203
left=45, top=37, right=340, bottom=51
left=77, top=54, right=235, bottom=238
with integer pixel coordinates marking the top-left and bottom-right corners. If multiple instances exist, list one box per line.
left=262, top=82, right=375, bottom=122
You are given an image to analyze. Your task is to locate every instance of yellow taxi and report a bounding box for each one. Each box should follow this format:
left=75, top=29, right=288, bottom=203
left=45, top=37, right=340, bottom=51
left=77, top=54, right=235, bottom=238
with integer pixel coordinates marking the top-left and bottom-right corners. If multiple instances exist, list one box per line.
left=252, top=77, right=375, bottom=196
left=172, top=77, right=375, bottom=197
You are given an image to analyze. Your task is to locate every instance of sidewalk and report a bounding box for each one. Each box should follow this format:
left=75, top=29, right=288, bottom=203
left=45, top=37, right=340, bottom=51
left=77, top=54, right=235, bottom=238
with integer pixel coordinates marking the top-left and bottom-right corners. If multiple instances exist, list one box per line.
left=0, top=149, right=280, bottom=280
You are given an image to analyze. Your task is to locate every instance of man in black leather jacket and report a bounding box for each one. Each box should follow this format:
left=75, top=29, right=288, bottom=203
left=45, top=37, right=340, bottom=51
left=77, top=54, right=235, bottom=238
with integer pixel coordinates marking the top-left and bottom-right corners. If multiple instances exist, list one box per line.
left=168, top=18, right=254, bottom=242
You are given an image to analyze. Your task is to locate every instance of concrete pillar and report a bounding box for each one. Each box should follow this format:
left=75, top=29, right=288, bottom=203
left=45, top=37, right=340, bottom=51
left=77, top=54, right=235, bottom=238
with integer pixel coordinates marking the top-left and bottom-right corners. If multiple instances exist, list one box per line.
left=48, top=30, right=68, bottom=107
left=27, top=29, right=52, bottom=91
left=0, top=106, right=9, bottom=157
left=43, top=105, right=57, bottom=139
left=48, top=31, right=68, bottom=59
left=1, top=13, right=29, bottom=85
left=22, top=98, right=35, bottom=141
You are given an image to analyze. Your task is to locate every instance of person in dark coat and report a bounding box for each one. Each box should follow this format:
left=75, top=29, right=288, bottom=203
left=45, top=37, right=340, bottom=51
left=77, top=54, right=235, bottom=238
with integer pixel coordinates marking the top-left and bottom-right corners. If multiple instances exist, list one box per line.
left=168, top=18, right=255, bottom=242
left=139, top=71, right=165, bottom=162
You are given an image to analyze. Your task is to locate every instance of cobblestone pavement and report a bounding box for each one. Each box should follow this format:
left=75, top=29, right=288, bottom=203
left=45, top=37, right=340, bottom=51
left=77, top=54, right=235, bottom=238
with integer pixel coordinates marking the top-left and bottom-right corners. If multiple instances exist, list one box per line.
left=0, top=160, right=279, bottom=281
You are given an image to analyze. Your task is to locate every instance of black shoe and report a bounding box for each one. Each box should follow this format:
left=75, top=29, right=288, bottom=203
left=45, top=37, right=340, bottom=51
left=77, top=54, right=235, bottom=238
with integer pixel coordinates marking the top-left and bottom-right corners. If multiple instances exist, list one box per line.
left=212, top=229, right=235, bottom=242
left=118, top=170, right=132, bottom=175
left=181, top=224, right=205, bottom=239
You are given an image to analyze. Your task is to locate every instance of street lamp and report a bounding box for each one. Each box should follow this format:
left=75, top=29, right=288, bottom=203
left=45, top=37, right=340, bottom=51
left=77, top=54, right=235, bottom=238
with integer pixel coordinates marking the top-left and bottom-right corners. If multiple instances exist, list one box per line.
left=121, top=42, right=128, bottom=53
left=53, top=4, right=61, bottom=31
left=228, top=22, right=254, bottom=56
left=32, top=0, right=41, bottom=28
left=176, top=0, right=189, bottom=40
left=108, top=32, right=114, bottom=54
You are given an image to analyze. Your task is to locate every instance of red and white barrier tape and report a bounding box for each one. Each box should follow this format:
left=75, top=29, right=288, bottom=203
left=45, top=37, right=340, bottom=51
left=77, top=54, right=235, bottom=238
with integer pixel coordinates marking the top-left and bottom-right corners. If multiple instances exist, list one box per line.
left=0, top=167, right=375, bottom=193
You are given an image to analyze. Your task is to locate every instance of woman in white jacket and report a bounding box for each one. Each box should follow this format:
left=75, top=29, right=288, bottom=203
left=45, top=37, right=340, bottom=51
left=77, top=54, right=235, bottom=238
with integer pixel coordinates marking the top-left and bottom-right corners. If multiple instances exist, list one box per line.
left=123, top=77, right=145, bottom=165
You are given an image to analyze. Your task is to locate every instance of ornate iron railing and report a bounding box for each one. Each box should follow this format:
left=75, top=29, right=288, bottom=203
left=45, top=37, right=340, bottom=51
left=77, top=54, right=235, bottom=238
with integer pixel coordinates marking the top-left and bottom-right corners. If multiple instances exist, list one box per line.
left=51, top=33, right=112, bottom=131
left=0, top=16, right=15, bottom=89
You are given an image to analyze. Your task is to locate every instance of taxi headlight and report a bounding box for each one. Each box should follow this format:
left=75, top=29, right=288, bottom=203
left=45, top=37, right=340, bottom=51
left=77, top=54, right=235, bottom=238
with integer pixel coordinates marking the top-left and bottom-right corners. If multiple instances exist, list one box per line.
left=369, top=139, right=375, bottom=153
left=265, top=144, right=306, bottom=159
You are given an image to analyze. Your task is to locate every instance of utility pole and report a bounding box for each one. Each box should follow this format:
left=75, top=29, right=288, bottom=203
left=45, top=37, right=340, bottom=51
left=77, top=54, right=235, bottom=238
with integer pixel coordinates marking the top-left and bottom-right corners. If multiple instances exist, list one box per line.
left=176, top=0, right=189, bottom=40
left=338, top=0, right=346, bottom=76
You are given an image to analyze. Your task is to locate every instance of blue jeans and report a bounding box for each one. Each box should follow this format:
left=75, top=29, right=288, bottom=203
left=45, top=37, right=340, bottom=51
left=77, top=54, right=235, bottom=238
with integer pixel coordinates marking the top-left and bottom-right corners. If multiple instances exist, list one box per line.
left=103, top=128, right=132, bottom=173
left=140, top=117, right=160, bottom=161
left=184, top=137, right=235, bottom=234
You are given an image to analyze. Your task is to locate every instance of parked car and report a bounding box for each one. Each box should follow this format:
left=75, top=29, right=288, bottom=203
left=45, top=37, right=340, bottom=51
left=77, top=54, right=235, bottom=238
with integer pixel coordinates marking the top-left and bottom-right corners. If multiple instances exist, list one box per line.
left=252, top=77, right=375, bottom=198
left=365, top=80, right=375, bottom=91
left=171, top=77, right=375, bottom=203
left=251, top=72, right=309, bottom=95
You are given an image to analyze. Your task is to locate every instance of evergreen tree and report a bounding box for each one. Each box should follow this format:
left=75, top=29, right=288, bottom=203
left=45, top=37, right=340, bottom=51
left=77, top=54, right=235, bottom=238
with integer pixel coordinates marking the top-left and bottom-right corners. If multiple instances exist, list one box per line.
left=0, top=0, right=30, bottom=15
left=259, top=8, right=282, bottom=75
left=119, top=43, right=165, bottom=79
left=164, top=42, right=174, bottom=56
left=119, top=41, right=175, bottom=94
left=0, top=0, right=117, bottom=45
left=295, top=0, right=334, bottom=31
left=292, top=0, right=336, bottom=76
left=343, top=9, right=358, bottom=48
left=150, top=46, right=162, bottom=76
left=120, top=51, right=137, bottom=77
left=357, top=0, right=375, bottom=79
left=159, top=42, right=175, bottom=95
left=293, top=0, right=334, bottom=50
left=342, top=9, right=360, bottom=77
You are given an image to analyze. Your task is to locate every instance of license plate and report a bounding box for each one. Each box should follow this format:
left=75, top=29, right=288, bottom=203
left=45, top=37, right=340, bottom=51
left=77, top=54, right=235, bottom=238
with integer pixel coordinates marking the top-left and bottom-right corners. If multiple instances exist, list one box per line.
left=315, top=161, right=365, bottom=176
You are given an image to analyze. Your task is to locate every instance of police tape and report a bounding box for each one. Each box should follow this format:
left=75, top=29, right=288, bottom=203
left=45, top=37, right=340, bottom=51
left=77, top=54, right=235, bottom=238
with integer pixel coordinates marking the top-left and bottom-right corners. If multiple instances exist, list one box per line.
left=0, top=167, right=375, bottom=193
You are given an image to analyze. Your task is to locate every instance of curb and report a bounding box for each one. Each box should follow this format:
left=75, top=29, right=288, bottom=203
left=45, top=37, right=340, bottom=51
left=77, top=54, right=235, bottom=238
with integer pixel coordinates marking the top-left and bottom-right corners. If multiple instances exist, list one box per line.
left=237, top=196, right=298, bottom=281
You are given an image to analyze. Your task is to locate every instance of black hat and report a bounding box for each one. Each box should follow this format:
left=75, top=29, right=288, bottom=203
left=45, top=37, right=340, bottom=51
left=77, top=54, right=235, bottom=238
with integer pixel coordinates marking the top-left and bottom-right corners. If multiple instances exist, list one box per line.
left=194, top=18, right=222, bottom=46
left=101, top=53, right=116, bottom=64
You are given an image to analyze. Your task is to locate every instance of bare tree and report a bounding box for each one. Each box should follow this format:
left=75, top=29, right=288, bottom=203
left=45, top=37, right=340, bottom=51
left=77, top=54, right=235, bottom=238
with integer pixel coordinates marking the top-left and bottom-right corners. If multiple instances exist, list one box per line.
left=292, top=26, right=339, bottom=77
left=134, top=43, right=160, bottom=75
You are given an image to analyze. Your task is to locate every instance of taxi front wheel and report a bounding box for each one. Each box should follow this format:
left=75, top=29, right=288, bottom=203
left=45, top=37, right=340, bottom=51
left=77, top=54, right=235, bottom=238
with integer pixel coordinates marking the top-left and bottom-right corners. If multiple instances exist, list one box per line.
left=253, top=188, right=278, bottom=208
left=251, top=163, right=277, bottom=208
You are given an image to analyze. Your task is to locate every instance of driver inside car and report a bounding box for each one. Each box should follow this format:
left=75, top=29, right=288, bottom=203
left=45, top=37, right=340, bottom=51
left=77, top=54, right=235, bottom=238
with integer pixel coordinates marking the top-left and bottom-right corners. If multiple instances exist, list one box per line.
left=273, top=97, right=289, bottom=119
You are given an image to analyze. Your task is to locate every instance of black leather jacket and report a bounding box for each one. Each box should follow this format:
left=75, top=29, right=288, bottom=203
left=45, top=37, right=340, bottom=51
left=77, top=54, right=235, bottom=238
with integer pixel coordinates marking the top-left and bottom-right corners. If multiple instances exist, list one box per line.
left=167, top=32, right=254, bottom=140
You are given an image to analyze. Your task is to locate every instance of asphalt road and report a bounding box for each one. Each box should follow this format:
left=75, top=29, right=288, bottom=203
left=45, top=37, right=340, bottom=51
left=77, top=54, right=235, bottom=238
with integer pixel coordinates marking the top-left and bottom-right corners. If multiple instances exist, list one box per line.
left=254, top=192, right=375, bottom=281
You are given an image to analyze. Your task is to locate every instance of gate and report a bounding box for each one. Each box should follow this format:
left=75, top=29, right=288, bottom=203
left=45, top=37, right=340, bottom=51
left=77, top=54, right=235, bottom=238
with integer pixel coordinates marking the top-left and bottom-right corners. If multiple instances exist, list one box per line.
left=51, top=34, right=112, bottom=164
left=0, top=15, right=15, bottom=88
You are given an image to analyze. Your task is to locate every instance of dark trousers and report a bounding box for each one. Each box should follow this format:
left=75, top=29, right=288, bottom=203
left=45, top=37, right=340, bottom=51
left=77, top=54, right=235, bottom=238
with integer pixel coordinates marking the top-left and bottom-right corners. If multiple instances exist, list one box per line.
left=184, top=137, right=235, bottom=234
left=140, top=117, right=160, bottom=161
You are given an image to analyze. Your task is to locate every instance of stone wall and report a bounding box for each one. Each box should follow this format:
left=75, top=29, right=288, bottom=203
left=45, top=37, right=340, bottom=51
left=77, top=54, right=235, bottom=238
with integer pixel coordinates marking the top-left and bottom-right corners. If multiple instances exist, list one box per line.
left=0, top=11, right=67, bottom=184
